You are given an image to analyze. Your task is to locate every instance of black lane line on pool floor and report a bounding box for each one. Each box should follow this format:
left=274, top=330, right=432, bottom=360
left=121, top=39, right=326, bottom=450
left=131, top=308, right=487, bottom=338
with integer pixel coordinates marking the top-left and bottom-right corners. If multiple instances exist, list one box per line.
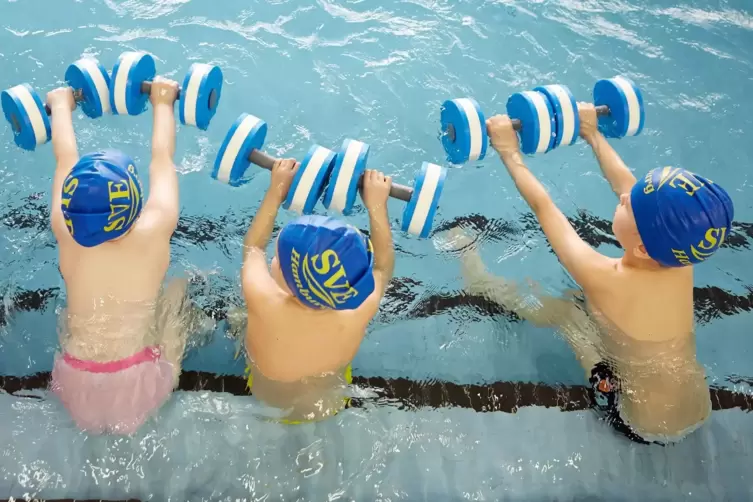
left=3, top=200, right=753, bottom=326
left=3, top=280, right=752, bottom=331
left=2, top=371, right=750, bottom=413
left=5, top=195, right=753, bottom=252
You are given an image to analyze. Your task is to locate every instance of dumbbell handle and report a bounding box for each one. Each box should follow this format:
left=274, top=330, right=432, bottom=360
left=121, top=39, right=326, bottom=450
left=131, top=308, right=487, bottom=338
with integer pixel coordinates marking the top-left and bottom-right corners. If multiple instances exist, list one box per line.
left=139, top=81, right=182, bottom=100
left=248, top=149, right=415, bottom=202
left=42, top=80, right=216, bottom=116
left=138, top=80, right=220, bottom=112
left=41, top=80, right=184, bottom=116
left=41, top=88, right=86, bottom=116
left=509, top=103, right=610, bottom=130
left=446, top=104, right=610, bottom=142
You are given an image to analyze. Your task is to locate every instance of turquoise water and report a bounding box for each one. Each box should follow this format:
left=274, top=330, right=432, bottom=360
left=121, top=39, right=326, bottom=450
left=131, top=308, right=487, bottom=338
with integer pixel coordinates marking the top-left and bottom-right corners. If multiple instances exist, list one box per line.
left=1, top=0, right=753, bottom=500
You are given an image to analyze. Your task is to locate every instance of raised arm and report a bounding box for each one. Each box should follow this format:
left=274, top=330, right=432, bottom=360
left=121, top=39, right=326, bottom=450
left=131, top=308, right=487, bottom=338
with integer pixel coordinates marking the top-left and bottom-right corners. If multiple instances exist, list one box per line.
left=578, top=102, right=637, bottom=197
left=241, top=159, right=298, bottom=306
left=140, top=77, right=180, bottom=234
left=361, top=170, right=395, bottom=296
left=487, top=115, right=611, bottom=292
left=47, top=88, right=79, bottom=241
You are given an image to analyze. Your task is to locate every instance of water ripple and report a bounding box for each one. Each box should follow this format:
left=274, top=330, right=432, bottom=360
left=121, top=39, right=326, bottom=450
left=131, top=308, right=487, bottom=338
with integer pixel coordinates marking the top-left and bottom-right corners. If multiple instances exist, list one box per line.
left=655, top=6, right=753, bottom=31
left=103, top=0, right=190, bottom=20
left=94, top=28, right=179, bottom=43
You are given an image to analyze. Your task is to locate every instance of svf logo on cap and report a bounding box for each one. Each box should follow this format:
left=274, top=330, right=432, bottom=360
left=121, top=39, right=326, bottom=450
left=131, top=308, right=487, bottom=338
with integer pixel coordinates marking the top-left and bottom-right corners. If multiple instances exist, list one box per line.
left=630, top=167, right=734, bottom=267
left=61, top=149, right=143, bottom=247
left=277, top=215, right=375, bottom=310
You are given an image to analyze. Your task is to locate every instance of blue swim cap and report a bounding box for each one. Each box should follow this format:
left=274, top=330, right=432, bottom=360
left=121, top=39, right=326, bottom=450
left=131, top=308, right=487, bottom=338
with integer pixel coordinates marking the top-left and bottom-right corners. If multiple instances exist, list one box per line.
left=277, top=215, right=375, bottom=310
left=631, top=167, right=734, bottom=267
left=61, top=150, right=143, bottom=247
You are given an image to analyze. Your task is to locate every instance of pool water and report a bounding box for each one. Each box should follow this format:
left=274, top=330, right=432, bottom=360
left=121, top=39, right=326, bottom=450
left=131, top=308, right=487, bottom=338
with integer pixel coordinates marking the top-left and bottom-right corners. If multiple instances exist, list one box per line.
left=1, top=0, right=753, bottom=500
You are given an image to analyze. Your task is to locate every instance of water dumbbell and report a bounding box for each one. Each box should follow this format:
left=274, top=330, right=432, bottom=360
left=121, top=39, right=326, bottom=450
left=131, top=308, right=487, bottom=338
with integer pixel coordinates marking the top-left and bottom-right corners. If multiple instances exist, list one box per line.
left=441, top=90, right=561, bottom=163
left=590, top=76, right=645, bottom=139
left=320, top=139, right=447, bottom=238
left=110, top=51, right=223, bottom=130
left=530, top=78, right=645, bottom=153
left=1, top=58, right=111, bottom=151
left=440, top=76, right=645, bottom=164
left=212, top=113, right=447, bottom=238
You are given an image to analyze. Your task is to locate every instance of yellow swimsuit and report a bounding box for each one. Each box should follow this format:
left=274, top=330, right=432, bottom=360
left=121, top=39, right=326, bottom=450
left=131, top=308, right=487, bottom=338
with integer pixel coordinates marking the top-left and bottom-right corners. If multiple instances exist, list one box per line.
left=245, top=364, right=353, bottom=425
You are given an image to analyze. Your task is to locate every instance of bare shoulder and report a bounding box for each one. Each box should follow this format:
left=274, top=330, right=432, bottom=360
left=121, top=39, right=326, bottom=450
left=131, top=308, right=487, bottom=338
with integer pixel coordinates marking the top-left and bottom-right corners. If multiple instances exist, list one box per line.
left=130, top=208, right=178, bottom=239
left=578, top=255, right=621, bottom=293
left=53, top=227, right=77, bottom=252
left=244, top=282, right=289, bottom=314
left=352, top=290, right=384, bottom=326
left=631, top=264, right=693, bottom=299
left=591, top=265, right=694, bottom=343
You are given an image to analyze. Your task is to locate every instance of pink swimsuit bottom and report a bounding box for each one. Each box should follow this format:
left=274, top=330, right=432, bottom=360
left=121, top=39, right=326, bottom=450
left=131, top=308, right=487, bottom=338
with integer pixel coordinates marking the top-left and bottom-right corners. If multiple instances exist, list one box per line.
left=51, top=346, right=175, bottom=435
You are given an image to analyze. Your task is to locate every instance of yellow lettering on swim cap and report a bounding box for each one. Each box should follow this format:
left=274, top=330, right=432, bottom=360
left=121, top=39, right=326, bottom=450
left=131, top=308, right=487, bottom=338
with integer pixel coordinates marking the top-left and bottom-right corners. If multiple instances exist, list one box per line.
left=290, top=249, right=306, bottom=297
left=657, top=167, right=678, bottom=191
left=312, top=250, right=341, bottom=276
left=106, top=180, right=131, bottom=231
left=127, top=164, right=136, bottom=174
left=671, top=249, right=692, bottom=266
left=106, top=185, right=133, bottom=233
left=125, top=176, right=141, bottom=227
left=63, top=177, right=79, bottom=193
left=61, top=177, right=79, bottom=235
left=690, top=245, right=715, bottom=262
left=290, top=249, right=326, bottom=308
left=323, top=267, right=349, bottom=290
left=643, top=171, right=655, bottom=194
left=289, top=248, right=363, bottom=309
left=669, top=172, right=704, bottom=196
left=108, top=181, right=130, bottom=201
left=109, top=203, right=131, bottom=220
left=697, top=227, right=727, bottom=251
left=301, top=254, right=336, bottom=308
left=312, top=249, right=360, bottom=302
left=331, top=287, right=359, bottom=304
left=61, top=177, right=79, bottom=209
left=104, top=217, right=126, bottom=232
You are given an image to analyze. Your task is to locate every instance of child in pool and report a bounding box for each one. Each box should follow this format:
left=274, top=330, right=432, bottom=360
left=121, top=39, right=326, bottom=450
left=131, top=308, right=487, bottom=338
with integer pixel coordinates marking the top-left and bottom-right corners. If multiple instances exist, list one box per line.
left=447, top=103, right=734, bottom=445
left=48, top=78, right=205, bottom=435
left=240, top=159, right=394, bottom=423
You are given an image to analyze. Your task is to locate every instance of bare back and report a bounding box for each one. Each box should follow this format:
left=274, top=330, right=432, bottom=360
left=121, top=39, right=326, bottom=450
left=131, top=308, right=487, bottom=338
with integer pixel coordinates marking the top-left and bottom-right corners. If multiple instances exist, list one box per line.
left=584, top=261, right=711, bottom=437
left=55, top=212, right=172, bottom=362
left=245, top=291, right=375, bottom=383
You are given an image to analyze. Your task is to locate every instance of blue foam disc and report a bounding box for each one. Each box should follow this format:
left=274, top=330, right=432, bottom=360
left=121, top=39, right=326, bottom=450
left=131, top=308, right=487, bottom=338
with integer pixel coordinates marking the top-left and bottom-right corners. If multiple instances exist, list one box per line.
left=110, top=51, right=155, bottom=116
left=440, top=98, right=487, bottom=164
left=212, top=113, right=267, bottom=187
left=534, top=84, right=579, bottom=149
left=506, top=91, right=555, bottom=155
left=65, top=58, right=112, bottom=119
left=1, top=84, right=51, bottom=151
left=285, top=145, right=336, bottom=215
left=323, top=139, right=370, bottom=215
left=402, top=162, right=447, bottom=238
left=179, top=63, right=223, bottom=130
left=593, top=76, right=645, bottom=138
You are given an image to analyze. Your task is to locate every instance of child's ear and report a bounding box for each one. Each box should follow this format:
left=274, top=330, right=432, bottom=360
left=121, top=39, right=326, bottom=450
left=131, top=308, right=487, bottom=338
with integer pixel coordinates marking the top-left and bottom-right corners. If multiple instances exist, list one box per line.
left=633, top=244, right=651, bottom=260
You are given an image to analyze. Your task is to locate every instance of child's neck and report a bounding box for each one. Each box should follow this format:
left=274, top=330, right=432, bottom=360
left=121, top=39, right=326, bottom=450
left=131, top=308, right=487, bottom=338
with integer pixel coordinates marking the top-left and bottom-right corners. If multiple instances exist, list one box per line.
left=620, top=252, right=662, bottom=271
